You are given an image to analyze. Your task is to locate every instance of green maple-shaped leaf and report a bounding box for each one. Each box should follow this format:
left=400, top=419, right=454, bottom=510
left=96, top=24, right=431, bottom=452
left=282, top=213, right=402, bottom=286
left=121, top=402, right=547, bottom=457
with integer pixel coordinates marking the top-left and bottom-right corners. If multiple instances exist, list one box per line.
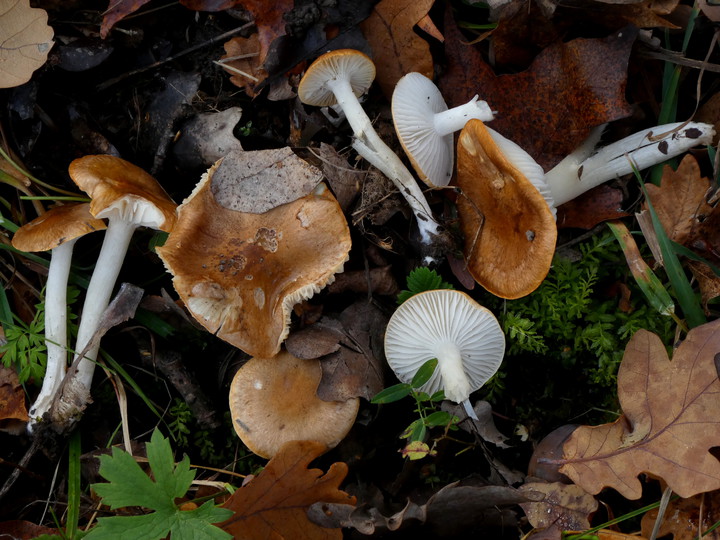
left=86, top=429, right=233, bottom=540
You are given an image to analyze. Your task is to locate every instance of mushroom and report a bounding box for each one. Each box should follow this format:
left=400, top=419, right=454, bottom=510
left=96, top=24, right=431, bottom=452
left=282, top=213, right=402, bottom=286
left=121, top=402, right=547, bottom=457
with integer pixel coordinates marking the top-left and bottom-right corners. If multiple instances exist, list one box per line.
left=456, top=119, right=715, bottom=298
left=297, top=49, right=444, bottom=250
left=58, top=155, right=177, bottom=417
left=229, top=350, right=359, bottom=458
left=384, top=289, right=505, bottom=419
left=392, top=72, right=494, bottom=187
left=11, top=203, right=106, bottom=429
left=156, top=159, right=351, bottom=358
left=456, top=119, right=558, bottom=299
left=544, top=121, right=715, bottom=205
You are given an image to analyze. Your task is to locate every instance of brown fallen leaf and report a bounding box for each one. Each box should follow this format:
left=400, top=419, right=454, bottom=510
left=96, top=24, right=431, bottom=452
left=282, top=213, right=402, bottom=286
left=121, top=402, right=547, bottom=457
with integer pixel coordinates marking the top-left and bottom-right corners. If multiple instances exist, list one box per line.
left=641, top=490, right=720, bottom=539
left=556, top=185, right=631, bottom=230
left=0, top=0, right=54, bottom=88
left=0, top=365, right=29, bottom=434
left=560, top=319, right=720, bottom=500
left=360, top=0, right=434, bottom=99
left=688, top=260, right=720, bottom=313
left=441, top=9, right=636, bottom=170
left=644, top=155, right=714, bottom=245
left=519, top=482, right=598, bottom=540
left=219, top=440, right=356, bottom=540
left=0, top=520, right=60, bottom=539
left=100, top=0, right=152, bottom=38
left=235, top=0, right=293, bottom=68
left=219, top=34, right=266, bottom=97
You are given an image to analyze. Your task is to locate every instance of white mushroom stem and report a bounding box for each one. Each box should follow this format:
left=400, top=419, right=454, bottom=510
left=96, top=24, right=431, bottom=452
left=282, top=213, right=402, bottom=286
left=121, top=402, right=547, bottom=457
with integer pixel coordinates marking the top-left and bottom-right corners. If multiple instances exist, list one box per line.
left=433, top=96, right=494, bottom=137
left=435, top=342, right=479, bottom=421
left=545, top=122, right=715, bottom=206
left=62, top=219, right=137, bottom=399
left=27, top=240, right=77, bottom=429
left=325, top=77, right=442, bottom=244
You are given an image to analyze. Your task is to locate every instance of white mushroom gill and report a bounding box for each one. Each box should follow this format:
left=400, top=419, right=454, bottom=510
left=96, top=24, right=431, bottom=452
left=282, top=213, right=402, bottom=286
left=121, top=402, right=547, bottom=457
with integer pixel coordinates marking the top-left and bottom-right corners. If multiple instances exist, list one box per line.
left=384, top=290, right=505, bottom=420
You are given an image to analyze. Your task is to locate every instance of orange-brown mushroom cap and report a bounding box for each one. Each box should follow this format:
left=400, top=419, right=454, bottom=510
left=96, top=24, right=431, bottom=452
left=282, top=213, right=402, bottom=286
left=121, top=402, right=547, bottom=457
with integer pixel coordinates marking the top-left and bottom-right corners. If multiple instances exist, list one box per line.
left=156, top=162, right=352, bottom=358
left=69, top=155, right=177, bottom=232
left=456, top=119, right=557, bottom=299
left=11, top=203, right=106, bottom=252
left=229, top=350, right=359, bottom=458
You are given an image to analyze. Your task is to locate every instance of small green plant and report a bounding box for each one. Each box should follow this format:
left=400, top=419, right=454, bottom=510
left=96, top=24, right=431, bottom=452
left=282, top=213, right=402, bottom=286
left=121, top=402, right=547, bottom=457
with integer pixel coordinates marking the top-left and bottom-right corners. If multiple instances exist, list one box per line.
left=372, top=359, right=460, bottom=460
left=0, top=287, right=79, bottom=385
left=85, top=429, right=233, bottom=540
left=397, top=267, right=454, bottom=304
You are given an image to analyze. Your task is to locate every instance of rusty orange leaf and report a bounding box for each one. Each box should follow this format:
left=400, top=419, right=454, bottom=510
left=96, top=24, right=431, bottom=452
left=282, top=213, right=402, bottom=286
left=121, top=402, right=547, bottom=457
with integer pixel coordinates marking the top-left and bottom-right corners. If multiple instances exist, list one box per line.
left=441, top=9, right=636, bottom=170
left=219, top=440, right=356, bottom=539
left=560, top=319, right=720, bottom=500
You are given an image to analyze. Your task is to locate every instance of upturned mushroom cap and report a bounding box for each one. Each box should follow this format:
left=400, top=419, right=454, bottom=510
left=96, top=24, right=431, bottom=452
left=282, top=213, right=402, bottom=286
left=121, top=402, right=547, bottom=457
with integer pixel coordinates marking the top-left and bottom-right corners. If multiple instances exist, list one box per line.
left=392, top=72, right=494, bottom=187
left=12, top=203, right=106, bottom=252
left=384, top=289, right=505, bottom=404
left=69, top=155, right=177, bottom=232
left=157, top=162, right=351, bottom=358
left=297, top=49, right=376, bottom=107
left=229, top=350, right=359, bottom=458
left=457, top=119, right=557, bottom=299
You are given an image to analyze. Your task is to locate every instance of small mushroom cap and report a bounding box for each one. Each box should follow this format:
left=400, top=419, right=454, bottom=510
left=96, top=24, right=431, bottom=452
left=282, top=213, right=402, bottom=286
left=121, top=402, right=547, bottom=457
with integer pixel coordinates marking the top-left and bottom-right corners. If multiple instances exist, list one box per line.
left=384, top=289, right=505, bottom=399
left=11, top=203, right=106, bottom=252
left=69, top=155, right=177, bottom=232
left=298, top=49, right=376, bottom=107
left=457, top=119, right=557, bottom=299
left=392, top=72, right=454, bottom=187
left=157, top=161, right=351, bottom=358
left=229, top=351, right=359, bottom=458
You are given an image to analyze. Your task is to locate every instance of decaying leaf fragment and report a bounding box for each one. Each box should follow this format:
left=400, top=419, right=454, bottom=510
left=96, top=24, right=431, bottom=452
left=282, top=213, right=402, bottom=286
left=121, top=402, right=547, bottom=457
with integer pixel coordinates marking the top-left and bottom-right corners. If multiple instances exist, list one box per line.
left=0, top=0, right=54, bottom=88
left=560, top=319, right=720, bottom=500
left=519, top=482, right=598, bottom=539
left=219, top=440, right=355, bottom=540
left=0, top=365, right=29, bottom=433
left=641, top=490, right=720, bottom=540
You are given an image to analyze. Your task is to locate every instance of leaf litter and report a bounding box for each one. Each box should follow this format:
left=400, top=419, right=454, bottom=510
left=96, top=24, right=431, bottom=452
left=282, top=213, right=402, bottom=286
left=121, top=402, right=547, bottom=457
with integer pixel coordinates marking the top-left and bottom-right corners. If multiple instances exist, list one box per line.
left=2, top=0, right=720, bottom=538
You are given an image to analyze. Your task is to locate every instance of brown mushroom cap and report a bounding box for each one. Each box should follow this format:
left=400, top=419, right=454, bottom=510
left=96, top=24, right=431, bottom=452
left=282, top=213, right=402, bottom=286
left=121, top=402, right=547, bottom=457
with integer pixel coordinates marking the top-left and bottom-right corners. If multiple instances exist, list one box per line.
left=68, top=155, right=177, bottom=232
left=11, top=203, right=106, bottom=252
left=156, top=162, right=351, bottom=358
left=229, top=350, right=359, bottom=458
left=457, top=119, right=556, bottom=299
left=297, top=49, right=376, bottom=107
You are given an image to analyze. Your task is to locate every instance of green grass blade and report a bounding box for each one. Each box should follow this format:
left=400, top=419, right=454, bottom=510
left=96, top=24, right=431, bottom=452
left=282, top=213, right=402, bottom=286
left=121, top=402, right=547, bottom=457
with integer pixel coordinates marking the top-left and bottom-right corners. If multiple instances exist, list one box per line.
left=640, top=182, right=706, bottom=328
left=607, top=221, right=675, bottom=317
left=67, top=430, right=81, bottom=539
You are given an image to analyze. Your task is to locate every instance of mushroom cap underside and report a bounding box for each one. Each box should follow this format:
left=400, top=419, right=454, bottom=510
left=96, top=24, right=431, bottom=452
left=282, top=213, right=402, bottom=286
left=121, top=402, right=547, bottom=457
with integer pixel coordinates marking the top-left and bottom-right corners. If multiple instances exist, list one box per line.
left=157, top=170, right=351, bottom=358
left=457, top=119, right=557, bottom=299
left=392, top=72, right=453, bottom=187
left=298, top=49, right=376, bottom=107
left=12, top=202, right=106, bottom=252
left=229, top=351, right=359, bottom=458
left=69, top=154, right=177, bottom=231
left=384, top=289, right=505, bottom=400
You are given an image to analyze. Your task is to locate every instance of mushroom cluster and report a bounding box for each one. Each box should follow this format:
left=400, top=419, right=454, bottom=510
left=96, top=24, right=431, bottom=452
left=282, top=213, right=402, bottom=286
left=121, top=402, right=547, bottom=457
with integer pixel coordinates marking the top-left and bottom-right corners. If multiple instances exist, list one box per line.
left=12, top=155, right=178, bottom=430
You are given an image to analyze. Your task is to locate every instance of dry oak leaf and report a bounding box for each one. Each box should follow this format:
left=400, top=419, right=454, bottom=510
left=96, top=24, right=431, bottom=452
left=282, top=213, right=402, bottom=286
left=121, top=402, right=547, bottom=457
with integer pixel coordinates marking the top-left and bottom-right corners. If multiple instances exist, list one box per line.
left=220, top=34, right=267, bottom=97
left=559, top=319, right=720, bottom=500
left=644, top=155, right=714, bottom=246
left=218, top=440, right=356, bottom=540
left=641, top=490, right=720, bottom=539
left=519, top=482, right=598, bottom=540
left=0, top=0, right=54, bottom=88
left=360, top=0, right=434, bottom=99
left=440, top=9, right=636, bottom=171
